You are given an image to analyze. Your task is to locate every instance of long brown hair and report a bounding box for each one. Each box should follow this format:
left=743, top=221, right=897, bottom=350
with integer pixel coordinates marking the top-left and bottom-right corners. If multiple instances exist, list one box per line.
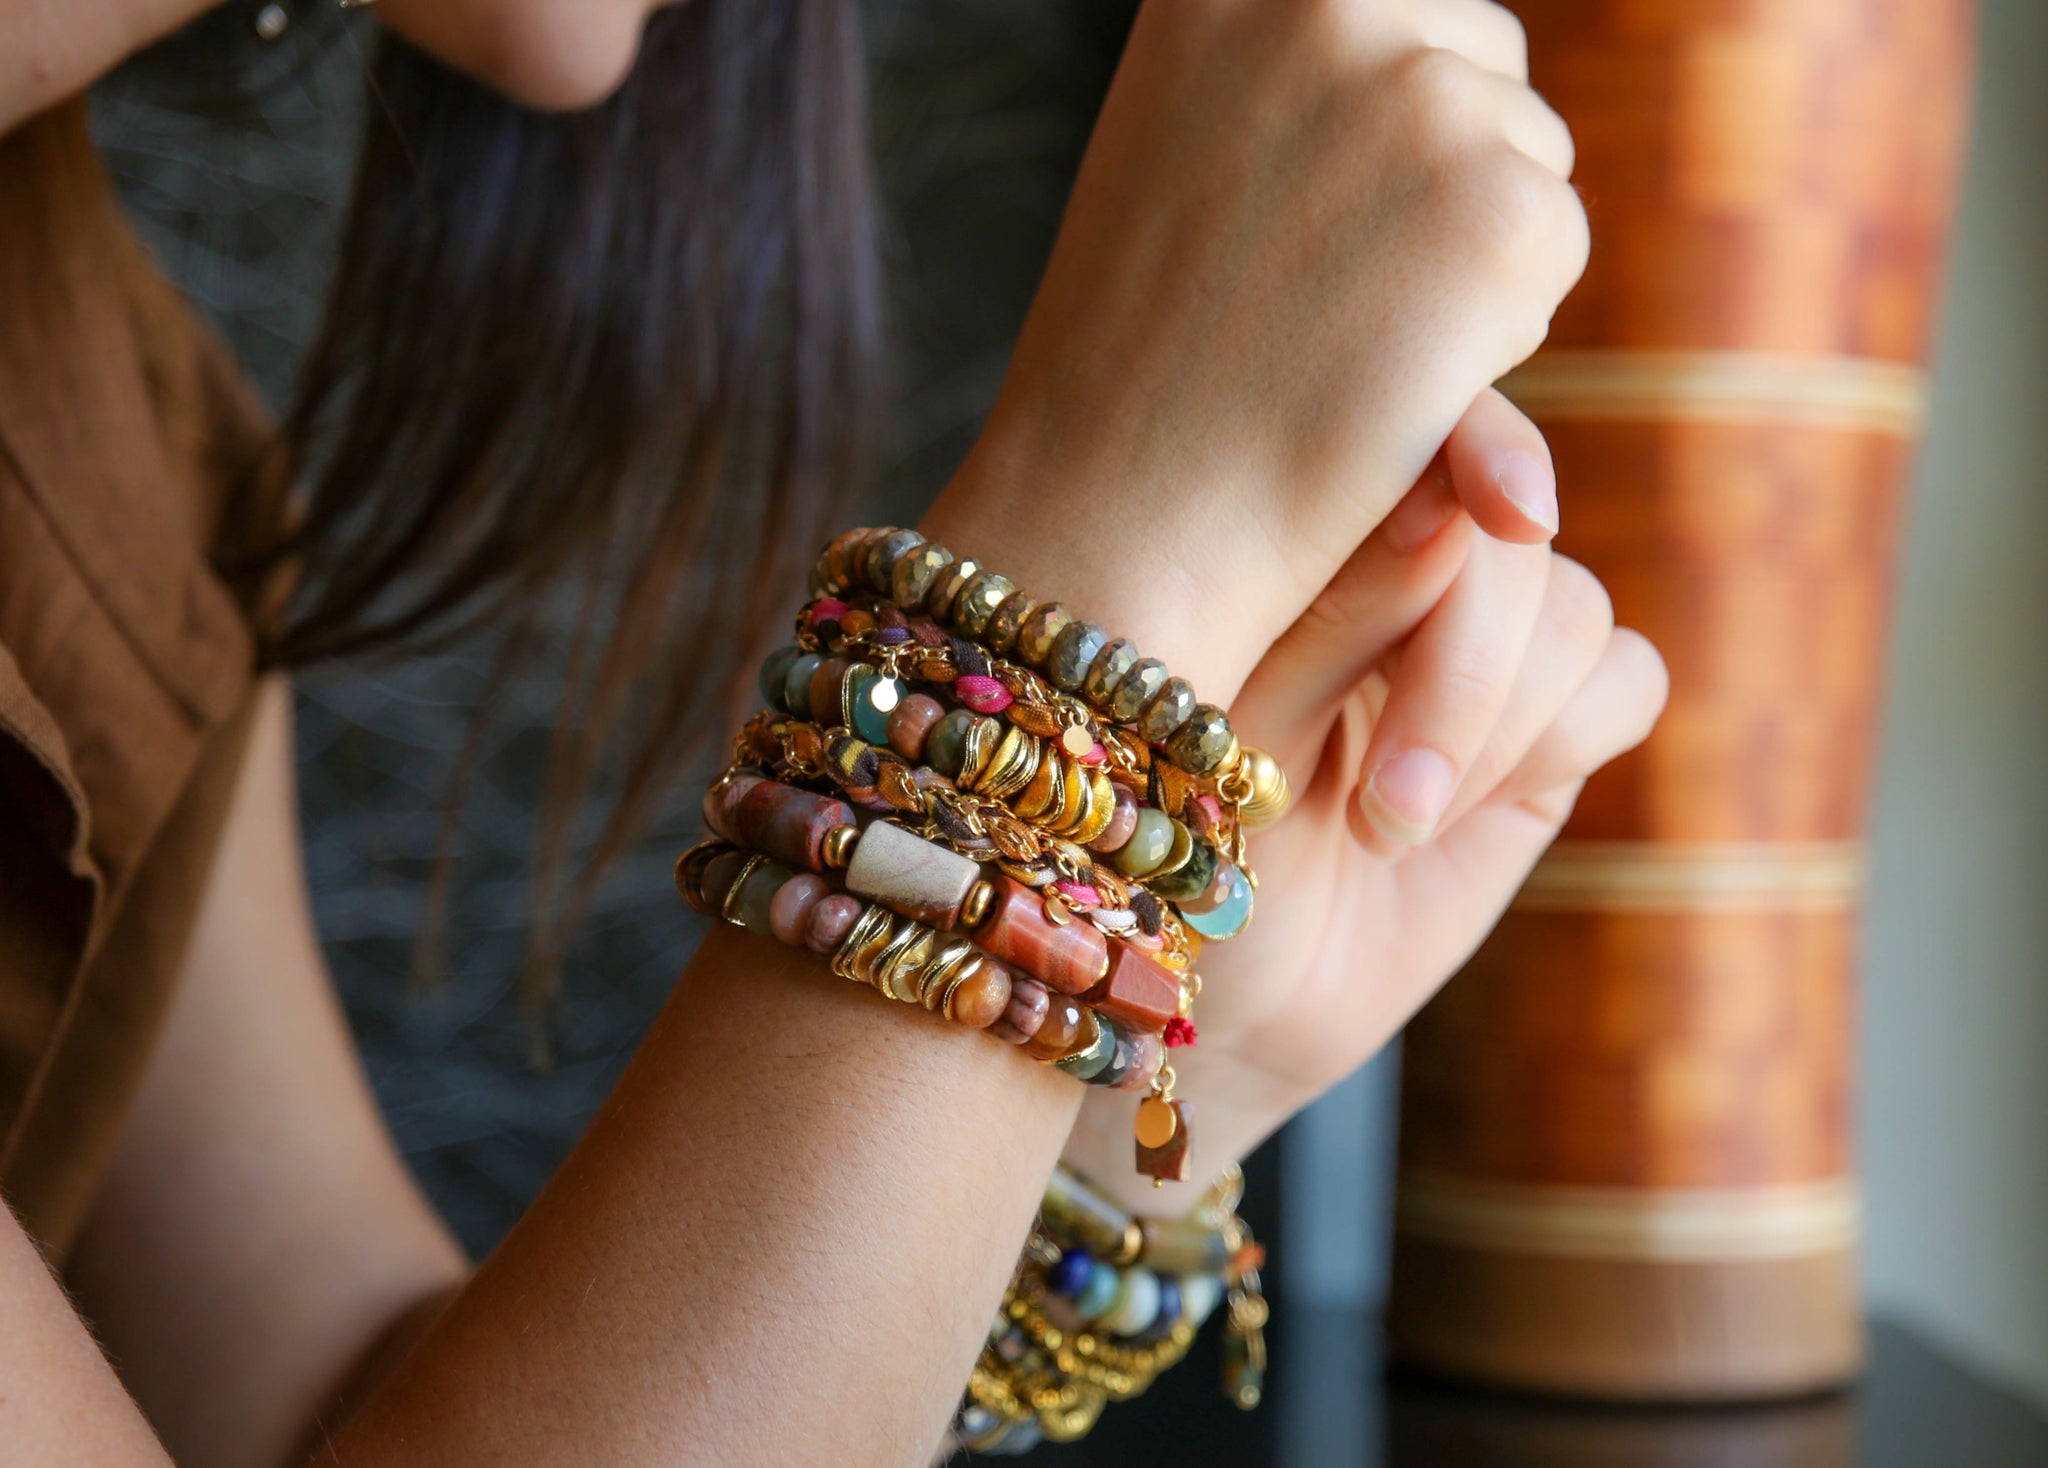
left=258, top=1, right=879, bottom=1012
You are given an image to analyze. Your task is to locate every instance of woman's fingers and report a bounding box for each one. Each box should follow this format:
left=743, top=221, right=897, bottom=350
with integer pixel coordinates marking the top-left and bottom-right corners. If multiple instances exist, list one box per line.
left=1443, top=387, right=1559, bottom=543
left=1434, top=555, right=1614, bottom=830
left=1479, top=626, right=1670, bottom=809
left=1349, top=532, right=1552, bottom=851
left=1417, top=0, right=1531, bottom=82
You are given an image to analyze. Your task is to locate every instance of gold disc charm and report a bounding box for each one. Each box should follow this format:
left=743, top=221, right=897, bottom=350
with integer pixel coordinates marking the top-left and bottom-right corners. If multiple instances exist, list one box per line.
left=1135, top=1096, right=1180, bottom=1149
left=1060, top=724, right=1095, bottom=757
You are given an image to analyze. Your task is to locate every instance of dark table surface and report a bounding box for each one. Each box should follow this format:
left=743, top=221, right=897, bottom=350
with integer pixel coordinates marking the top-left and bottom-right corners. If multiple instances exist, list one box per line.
left=1025, top=1311, right=2048, bottom=1466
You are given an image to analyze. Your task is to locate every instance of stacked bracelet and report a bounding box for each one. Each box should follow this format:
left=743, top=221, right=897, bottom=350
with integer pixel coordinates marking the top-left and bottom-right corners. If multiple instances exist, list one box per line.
left=955, top=1164, right=1267, bottom=1453
left=689, top=528, right=1296, bottom=1184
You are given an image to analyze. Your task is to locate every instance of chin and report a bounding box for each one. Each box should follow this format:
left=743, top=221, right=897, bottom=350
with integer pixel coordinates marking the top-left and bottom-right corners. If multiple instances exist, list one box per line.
left=375, top=0, right=655, bottom=113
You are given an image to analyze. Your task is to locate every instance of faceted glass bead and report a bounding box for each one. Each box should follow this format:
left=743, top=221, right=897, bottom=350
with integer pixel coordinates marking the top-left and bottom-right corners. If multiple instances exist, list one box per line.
left=925, top=708, right=976, bottom=776
left=782, top=652, right=824, bottom=718
left=1137, top=677, right=1196, bottom=743
left=1086, top=1028, right=1139, bottom=1089
left=1110, top=658, right=1170, bottom=723
left=1164, top=702, right=1236, bottom=775
left=1081, top=637, right=1139, bottom=707
left=983, top=591, right=1041, bottom=658
left=1112, top=808, right=1175, bottom=878
left=890, top=541, right=954, bottom=612
left=1048, top=620, right=1110, bottom=692
left=925, top=556, right=981, bottom=621
left=758, top=645, right=801, bottom=709
left=951, top=571, right=1016, bottom=639
left=1015, top=603, right=1074, bottom=669
left=1183, top=859, right=1254, bottom=939
left=865, top=528, right=925, bottom=594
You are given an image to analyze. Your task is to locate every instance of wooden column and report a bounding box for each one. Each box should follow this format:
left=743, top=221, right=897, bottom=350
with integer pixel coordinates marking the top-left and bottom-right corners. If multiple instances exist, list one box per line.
left=1386, top=0, right=1976, bottom=1399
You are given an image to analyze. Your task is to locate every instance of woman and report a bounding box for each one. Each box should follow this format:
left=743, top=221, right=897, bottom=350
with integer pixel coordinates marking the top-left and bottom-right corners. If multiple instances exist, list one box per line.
left=0, top=0, right=1665, bottom=1463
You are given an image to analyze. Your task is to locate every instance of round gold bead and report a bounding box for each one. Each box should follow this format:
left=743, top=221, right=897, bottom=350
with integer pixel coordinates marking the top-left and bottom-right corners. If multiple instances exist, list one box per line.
left=1234, top=746, right=1294, bottom=827
left=961, top=879, right=995, bottom=927
left=822, top=822, right=860, bottom=869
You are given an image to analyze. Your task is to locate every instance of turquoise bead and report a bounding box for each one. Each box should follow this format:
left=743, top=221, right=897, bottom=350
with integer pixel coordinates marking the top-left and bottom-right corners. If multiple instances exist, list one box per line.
left=850, top=669, right=903, bottom=745
left=782, top=653, right=824, bottom=718
left=1112, top=808, right=1175, bottom=878
left=1076, top=1259, right=1122, bottom=1320
left=759, top=645, right=802, bottom=709
left=1184, top=860, right=1254, bottom=939
left=925, top=709, right=975, bottom=777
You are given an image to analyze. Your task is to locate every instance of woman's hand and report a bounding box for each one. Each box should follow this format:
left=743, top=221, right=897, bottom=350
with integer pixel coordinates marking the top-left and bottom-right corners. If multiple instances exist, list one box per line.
left=927, top=0, right=1589, bottom=699
left=1063, top=411, right=1669, bottom=1211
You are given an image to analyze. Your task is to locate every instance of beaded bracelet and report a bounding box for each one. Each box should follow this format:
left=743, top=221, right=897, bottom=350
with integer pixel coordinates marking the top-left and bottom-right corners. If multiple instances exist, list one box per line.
left=677, top=839, right=1169, bottom=1093
left=955, top=1164, right=1268, bottom=1452
left=811, top=527, right=1264, bottom=784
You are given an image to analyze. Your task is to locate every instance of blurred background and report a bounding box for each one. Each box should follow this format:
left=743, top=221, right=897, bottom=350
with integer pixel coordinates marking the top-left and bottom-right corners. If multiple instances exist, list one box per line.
left=89, top=0, right=2044, bottom=1448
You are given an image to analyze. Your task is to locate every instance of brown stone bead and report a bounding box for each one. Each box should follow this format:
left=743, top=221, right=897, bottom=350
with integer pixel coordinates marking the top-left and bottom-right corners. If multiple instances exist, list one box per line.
left=1022, top=994, right=1091, bottom=1061
left=971, top=876, right=1111, bottom=995
left=1001, top=977, right=1052, bottom=1039
left=946, top=959, right=1014, bottom=1030
left=1082, top=943, right=1183, bottom=1031
left=808, top=657, right=851, bottom=726
left=886, top=693, right=948, bottom=760
left=1086, top=780, right=1140, bottom=854
left=844, top=819, right=981, bottom=927
left=729, top=780, right=858, bottom=873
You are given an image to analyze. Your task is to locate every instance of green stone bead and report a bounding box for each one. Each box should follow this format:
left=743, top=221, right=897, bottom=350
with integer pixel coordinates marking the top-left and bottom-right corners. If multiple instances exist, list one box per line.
left=1049, top=620, right=1110, bottom=692
left=782, top=652, right=825, bottom=718
left=865, top=528, right=926, bottom=595
left=1164, top=702, right=1236, bottom=775
left=1081, top=637, right=1139, bottom=708
left=1053, top=1010, right=1114, bottom=1080
left=1015, top=602, right=1073, bottom=669
left=851, top=669, right=903, bottom=745
left=731, top=860, right=793, bottom=935
left=926, top=557, right=981, bottom=621
left=889, top=541, right=954, bottom=612
left=759, top=645, right=802, bottom=710
left=926, top=708, right=976, bottom=777
left=1148, top=832, right=1221, bottom=903
left=951, top=571, right=1016, bottom=639
left=1113, top=808, right=1175, bottom=878
left=1111, top=658, right=1170, bottom=723
left=1136, top=676, right=1196, bottom=743
left=983, top=591, right=1041, bottom=658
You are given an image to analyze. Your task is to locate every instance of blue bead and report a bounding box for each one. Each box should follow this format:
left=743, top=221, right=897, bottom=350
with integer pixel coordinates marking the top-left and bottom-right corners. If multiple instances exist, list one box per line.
left=782, top=653, right=824, bottom=719
left=758, top=645, right=801, bottom=709
left=1183, top=860, right=1254, bottom=940
left=1075, top=1259, right=1122, bottom=1320
left=1049, top=1248, right=1094, bottom=1297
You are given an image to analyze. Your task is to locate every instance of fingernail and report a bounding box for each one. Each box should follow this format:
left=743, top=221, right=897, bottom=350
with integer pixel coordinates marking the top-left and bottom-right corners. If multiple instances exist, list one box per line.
left=1359, top=748, right=1457, bottom=845
left=1497, top=451, right=1559, bottom=536
left=1384, top=471, right=1460, bottom=553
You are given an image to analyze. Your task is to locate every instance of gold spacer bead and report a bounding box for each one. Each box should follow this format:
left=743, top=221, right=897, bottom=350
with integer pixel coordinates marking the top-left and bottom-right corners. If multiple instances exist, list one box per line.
left=1112, top=1219, right=1144, bottom=1266
left=822, top=823, right=859, bottom=869
left=961, top=879, right=995, bottom=928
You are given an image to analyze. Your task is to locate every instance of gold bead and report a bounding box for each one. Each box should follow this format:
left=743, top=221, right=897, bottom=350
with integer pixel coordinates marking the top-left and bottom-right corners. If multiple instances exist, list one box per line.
left=961, top=879, right=995, bottom=928
left=822, top=823, right=859, bottom=869
left=1233, top=746, right=1293, bottom=827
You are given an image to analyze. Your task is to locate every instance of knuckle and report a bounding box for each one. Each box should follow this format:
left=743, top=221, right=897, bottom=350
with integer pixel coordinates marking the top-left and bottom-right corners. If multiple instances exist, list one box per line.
left=1390, top=44, right=1482, bottom=135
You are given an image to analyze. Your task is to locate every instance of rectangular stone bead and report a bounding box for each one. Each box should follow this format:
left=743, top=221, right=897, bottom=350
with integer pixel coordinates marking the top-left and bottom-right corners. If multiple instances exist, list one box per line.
left=844, top=819, right=981, bottom=928
left=1081, top=943, right=1182, bottom=1031
left=1137, top=1099, right=1196, bottom=1184
left=729, top=780, right=856, bottom=873
left=1139, top=1218, right=1231, bottom=1277
left=971, top=876, right=1111, bottom=995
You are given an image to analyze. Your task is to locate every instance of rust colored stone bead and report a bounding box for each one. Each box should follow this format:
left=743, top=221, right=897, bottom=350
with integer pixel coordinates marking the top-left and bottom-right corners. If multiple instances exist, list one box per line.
left=946, top=959, right=1013, bottom=1030
left=808, top=657, right=851, bottom=727
left=730, top=780, right=858, bottom=873
left=972, top=876, right=1111, bottom=996
left=1082, top=942, right=1183, bottom=1031
left=886, top=692, right=947, bottom=760
left=702, top=773, right=762, bottom=841
left=1022, top=994, right=1092, bottom=1061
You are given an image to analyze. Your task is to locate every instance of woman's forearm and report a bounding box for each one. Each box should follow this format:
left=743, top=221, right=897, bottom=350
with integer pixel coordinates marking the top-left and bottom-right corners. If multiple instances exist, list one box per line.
left=324, top=923, right=1079, bottom=1467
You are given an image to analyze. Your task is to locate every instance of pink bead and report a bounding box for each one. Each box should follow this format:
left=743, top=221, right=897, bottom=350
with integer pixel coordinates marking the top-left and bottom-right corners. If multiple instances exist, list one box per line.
left=810, top=598, right=849, bottom=625
left=988, top=1020, right=1031, bottom=1046
left=804, top=894, right=863, bottom=954
left=1001, top=976, right=1052, bottom=1039
left=1079, top=743, right=1107, bottom=766
left=956, top=674, right=1014, bottom=713
left=769, top=874, right=828, bottom=946
left=1187, top=793, right=1227, bottom=839
left=1052, top=880, right=1102, bottom=909
left=1111, top=1029, right=1166, bottom=1092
